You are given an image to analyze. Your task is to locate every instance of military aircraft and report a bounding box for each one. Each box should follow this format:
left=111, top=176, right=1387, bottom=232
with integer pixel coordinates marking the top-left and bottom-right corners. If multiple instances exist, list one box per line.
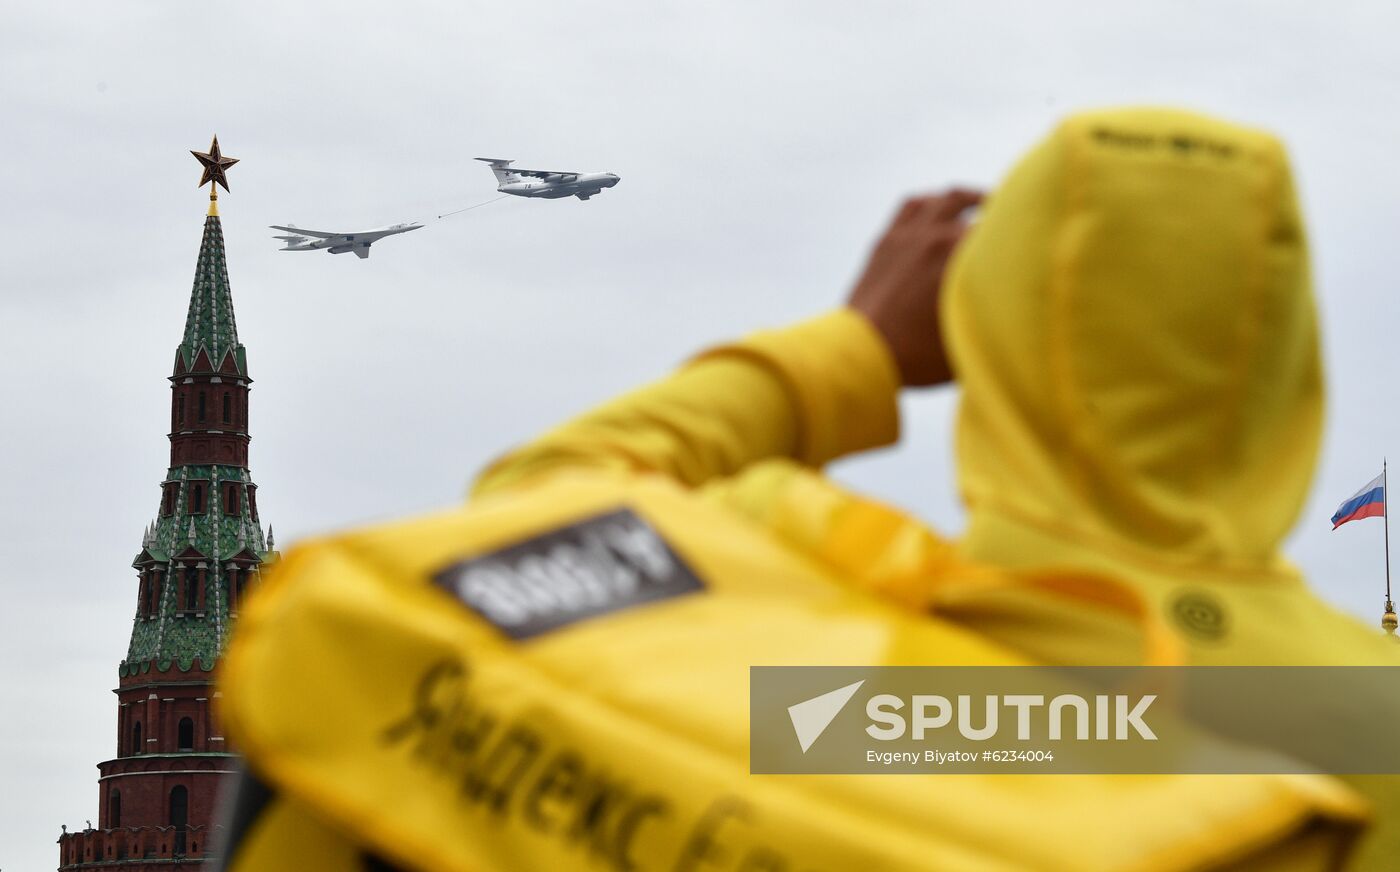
left=269, top=222, right=423, bottom=259
left=476, top=158, right=620, bottom=201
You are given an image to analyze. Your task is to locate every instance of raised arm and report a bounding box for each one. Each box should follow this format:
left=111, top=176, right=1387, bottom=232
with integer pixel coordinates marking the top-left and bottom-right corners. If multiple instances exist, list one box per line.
left=471, top=309, right=901, bottom=497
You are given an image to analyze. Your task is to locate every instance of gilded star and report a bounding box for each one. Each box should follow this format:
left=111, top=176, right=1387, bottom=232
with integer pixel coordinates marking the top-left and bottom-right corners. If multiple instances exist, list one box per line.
left=191, top=135, right=239, bottom=192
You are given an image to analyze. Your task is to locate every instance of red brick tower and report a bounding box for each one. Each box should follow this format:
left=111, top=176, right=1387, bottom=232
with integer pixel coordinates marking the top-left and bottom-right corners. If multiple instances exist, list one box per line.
left=58, top=140, right=276, bottom=870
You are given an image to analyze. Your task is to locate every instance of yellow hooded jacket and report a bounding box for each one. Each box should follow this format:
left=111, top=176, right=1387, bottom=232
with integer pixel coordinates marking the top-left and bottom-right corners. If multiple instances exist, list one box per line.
left=217, top=108, right=1389, bottom=871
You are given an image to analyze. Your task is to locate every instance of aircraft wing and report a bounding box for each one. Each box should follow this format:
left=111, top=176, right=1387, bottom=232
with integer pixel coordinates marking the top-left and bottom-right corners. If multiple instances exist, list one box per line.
left=269, top=225, right=343, bottom=239
left=351, top=228, right=408, bottom=242
left=353, top=247, right=370, bottom=259
left=510, top=168, right=580, bottom=179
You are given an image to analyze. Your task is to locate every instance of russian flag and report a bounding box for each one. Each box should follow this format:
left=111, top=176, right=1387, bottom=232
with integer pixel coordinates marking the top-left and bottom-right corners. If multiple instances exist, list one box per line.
left=1332, top=473, right=1386, bottom=529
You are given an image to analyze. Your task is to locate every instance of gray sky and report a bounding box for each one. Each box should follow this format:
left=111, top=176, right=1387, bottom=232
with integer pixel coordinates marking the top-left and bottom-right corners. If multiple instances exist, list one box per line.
left=2, top=1, right=1397, bottom=867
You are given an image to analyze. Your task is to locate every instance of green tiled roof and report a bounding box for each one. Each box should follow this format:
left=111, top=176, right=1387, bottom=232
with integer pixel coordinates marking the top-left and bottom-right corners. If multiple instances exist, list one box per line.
left=179, top=215, right=243, bottom=373
left=124, top=465, right=269, bottom=670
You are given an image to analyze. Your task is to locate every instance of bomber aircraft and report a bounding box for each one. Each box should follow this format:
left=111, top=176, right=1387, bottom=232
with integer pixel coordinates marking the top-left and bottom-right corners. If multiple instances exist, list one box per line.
left=270, top=222, right=423, bottom=259
left=476, top=158, right=620, bottom=201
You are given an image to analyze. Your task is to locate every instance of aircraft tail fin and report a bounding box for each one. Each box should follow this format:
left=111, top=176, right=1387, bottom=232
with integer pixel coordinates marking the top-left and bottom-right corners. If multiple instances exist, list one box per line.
left=475, top=157, right=518, bottom=184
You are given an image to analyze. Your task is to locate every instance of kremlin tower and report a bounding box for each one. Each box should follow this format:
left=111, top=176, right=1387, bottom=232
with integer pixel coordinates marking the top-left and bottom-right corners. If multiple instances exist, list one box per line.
left=58, top=138, right=275, bottom=869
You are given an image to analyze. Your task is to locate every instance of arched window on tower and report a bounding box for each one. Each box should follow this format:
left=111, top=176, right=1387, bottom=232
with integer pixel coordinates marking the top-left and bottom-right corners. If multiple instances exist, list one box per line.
left=189, top=483, right=204, bottom=514
left=110, top=789, right=122, bottom=828
left=169, top=785, right=189, bottom=855
left=223, top=483, right=240, bottom=516
left=148, top=571, right=160, bottom=615
left=198, top=391, right=207, bottom=423
left=178, top=717, right=195, bottom=751
left=185, top=568, right=199, bottom=611
left=131, top=721, right=142, bottom=756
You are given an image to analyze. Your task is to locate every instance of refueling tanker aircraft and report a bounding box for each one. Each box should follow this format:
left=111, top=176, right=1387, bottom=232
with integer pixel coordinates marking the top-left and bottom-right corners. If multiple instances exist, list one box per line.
left=476, top=158, right=620, bottom=201
left=269, top=222, right=423, bottom=259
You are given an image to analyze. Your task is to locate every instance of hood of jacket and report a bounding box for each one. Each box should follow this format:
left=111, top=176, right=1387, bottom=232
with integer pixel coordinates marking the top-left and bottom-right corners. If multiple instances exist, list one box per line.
left=944, top=107, right=1322, bottom=571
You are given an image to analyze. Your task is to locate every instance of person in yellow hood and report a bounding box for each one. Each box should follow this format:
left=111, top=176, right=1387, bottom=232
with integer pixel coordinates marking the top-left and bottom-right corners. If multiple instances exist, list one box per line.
left=216, top=107, right=1394, bottom=872
left=469, top=106, right=1400, bottom=865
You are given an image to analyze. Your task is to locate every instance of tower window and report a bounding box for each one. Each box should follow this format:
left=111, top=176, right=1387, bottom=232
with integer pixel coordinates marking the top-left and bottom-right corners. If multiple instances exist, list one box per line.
left=131, top=721, right=142, bottom=756
left=178, top=717, right=195, bottom=751
left=189, top=483, right=205, bottom=514
left=162, top=482, right=178, bottom=517
left=177, top=395, right=185, bottom=428
left=148, top=571, right=160, bottom=615
left=247, top=487, right=258, bottom=521
left=223, top=392, right=231, bottom=423
left=170, top=785, right=189, bottom=855
left=110, top=789, right=122, bottom=828
left=223, top=483, right=240, bottom=515
left=198, top=391, right=206, bottom=422
left=185, top=568, right=199, bottom=611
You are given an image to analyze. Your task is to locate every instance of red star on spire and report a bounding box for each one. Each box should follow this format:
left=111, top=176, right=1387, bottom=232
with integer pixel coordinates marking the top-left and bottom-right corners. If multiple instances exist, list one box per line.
left=191, top=135, right=239, bottom=192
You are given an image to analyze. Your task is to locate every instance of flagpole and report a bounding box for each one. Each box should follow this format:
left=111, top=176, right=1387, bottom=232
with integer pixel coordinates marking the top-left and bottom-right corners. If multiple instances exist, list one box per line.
left=1385, top=459, right=1396, bottom=635
left=1385, top=459, right=1392, bottom=598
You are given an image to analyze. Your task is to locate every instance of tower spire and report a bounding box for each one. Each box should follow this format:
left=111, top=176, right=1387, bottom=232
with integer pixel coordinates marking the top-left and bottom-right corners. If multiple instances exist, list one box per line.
left=182, top=137, right=243, bottom=369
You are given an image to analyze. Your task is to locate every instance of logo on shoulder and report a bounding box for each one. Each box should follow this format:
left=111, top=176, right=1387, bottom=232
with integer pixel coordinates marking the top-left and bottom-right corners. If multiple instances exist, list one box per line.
left=1169, top=589, right=1229, bottom=641
left=434, top=507, right=705, bottom=639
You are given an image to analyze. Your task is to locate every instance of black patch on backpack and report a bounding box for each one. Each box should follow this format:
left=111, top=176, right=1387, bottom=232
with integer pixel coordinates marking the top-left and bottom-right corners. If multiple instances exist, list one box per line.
left=434, top=507, right=705, bottom=640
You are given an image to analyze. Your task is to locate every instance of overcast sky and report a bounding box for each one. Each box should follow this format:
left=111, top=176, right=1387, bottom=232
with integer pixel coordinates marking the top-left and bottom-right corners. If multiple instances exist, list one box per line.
left=3, top=1, right=1399, bottom=867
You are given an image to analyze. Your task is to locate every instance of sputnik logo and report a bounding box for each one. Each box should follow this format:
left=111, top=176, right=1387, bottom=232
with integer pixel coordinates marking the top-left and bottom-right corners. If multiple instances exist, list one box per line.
left=787, top=680, right=865, bottom=753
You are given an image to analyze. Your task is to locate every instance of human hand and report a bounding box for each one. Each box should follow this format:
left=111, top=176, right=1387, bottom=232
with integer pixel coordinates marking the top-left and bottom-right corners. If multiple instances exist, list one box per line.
left=846, top=189, right=982, bottom=387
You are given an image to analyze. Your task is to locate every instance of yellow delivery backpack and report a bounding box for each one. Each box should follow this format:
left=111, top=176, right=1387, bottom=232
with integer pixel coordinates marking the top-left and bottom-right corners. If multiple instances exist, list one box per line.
left=217, top=472, right=1367, bottom=872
